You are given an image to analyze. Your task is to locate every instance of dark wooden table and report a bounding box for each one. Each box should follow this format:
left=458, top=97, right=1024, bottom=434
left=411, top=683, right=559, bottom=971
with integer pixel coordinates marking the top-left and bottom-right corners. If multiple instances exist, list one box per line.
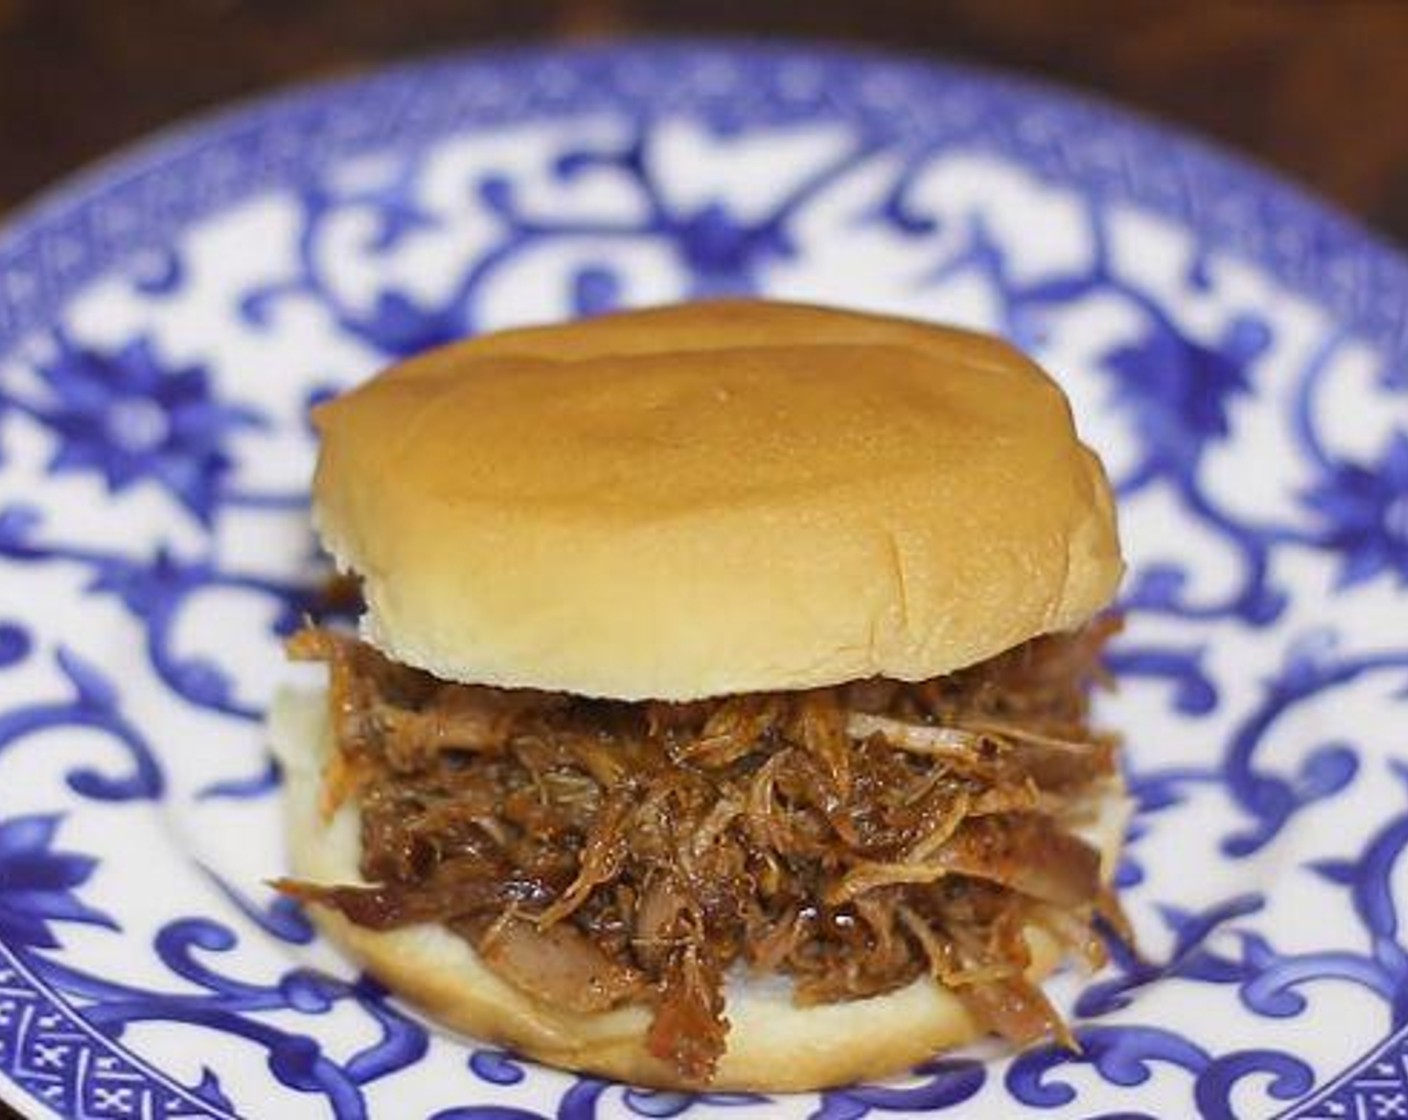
left=0, top=2, right=1403, bottom=1118
left=1, top=0, right=1406, bottom=246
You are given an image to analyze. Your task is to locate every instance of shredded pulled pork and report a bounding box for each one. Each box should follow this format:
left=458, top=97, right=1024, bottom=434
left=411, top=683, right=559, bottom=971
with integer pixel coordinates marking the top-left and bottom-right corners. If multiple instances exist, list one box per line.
left=278, top=619, right=1126, bottom=1083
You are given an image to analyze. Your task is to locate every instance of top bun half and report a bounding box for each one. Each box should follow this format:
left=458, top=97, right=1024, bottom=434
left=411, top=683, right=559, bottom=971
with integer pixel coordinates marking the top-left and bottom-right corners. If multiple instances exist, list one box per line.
left=311, top=300, right=1122, bottom=700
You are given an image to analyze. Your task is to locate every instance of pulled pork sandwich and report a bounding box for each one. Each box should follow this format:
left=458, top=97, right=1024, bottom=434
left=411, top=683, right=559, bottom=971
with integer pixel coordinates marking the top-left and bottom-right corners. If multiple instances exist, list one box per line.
left=270, top=299, right=1130, bottom=1091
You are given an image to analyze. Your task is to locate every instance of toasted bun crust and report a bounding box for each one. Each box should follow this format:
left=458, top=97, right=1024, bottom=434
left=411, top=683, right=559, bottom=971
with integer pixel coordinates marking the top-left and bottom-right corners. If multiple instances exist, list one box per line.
left=271, top=689, right=1130, bottom=1091
left=312, top=300, right=1122, bottom=700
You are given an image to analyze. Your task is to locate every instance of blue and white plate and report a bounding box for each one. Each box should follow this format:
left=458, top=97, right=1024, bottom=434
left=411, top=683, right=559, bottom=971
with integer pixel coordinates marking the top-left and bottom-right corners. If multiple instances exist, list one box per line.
left=1, top=41, right=1406, bottom=1120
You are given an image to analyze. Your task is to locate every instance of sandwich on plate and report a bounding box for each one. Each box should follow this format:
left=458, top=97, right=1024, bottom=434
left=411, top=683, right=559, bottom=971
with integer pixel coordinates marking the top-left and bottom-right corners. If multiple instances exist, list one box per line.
left=271, top=299, right=1130, bottom=1090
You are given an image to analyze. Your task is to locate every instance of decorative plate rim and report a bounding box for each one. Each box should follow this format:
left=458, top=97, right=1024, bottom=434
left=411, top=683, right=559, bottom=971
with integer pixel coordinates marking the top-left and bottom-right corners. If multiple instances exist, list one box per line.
left=0, top=38, right=1405, bottom=361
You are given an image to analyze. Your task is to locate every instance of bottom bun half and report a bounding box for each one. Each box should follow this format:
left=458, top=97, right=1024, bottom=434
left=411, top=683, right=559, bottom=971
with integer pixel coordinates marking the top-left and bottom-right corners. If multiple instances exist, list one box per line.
left=270, top=687, right=1130, bottom=1091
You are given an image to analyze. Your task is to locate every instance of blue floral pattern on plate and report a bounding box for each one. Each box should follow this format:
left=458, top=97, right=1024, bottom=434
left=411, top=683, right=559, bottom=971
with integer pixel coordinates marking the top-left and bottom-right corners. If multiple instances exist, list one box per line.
left=0, top=41, right=1405, bottom=1119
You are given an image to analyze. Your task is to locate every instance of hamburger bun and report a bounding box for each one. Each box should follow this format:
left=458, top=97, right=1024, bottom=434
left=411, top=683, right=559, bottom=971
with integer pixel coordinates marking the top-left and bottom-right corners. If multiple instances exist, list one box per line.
left=271, top=689, right=1131, bottom=1091
left=311, top=300, right=1122, bottom=700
